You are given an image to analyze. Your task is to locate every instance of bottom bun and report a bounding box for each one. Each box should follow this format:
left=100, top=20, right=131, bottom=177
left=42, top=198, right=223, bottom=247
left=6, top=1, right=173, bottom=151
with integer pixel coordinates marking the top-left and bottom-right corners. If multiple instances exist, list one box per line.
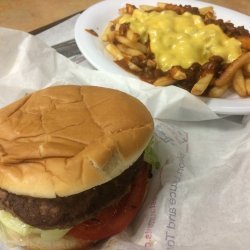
left=0, top=225, right=92, bottom=250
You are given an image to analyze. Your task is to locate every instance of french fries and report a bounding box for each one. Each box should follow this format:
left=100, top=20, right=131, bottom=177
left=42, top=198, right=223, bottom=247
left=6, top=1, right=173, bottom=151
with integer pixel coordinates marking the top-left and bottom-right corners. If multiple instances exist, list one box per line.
left=214, top=52, right=250, bottom=87
left=115, top=35, right=148, bottom=53
left=100, top=2, right=250, bottom=98
left=191, top=73, right=214, bottom=96
left=154, top=76, right=176, bottom=86
left=105, top=43, right=124, bottom=60
left=246, top=78, right=250, bottom=95
left=232, top=69, right=247, bottom=97
left=243, top=63, right=250, bottom=77
left=208, top=85, right=229, bottom=98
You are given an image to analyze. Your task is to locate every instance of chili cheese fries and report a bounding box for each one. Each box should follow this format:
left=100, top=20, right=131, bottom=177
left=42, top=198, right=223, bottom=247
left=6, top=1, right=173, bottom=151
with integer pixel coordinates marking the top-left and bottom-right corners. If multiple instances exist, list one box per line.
left=101, top=3, right=250, bottom=97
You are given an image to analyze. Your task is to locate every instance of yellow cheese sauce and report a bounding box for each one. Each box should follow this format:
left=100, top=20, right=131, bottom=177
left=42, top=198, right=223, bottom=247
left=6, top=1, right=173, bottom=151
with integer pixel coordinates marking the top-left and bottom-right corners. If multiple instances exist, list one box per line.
left=119, top=10, right=242, bottom=71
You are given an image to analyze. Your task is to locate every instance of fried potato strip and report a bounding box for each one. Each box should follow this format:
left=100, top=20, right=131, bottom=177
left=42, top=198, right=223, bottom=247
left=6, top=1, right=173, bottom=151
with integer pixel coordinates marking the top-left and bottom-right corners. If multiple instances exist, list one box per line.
left=215, top=52, right=250, bottom=87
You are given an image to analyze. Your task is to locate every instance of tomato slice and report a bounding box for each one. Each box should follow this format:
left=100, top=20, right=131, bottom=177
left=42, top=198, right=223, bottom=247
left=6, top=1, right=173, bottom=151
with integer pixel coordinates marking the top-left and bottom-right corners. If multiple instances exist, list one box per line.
left=68, top=163, right=149, bottom=241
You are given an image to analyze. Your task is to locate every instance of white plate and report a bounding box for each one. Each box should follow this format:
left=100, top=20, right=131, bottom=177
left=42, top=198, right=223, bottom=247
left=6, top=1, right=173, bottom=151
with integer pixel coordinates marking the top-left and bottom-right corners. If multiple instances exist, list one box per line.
left=74, top=0, right=250, bottom=115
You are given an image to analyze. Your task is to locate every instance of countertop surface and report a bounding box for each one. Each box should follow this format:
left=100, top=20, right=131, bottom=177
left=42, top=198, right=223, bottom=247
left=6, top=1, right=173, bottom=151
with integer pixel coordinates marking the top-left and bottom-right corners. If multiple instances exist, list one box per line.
left=0, top=0, right=249, bottom=33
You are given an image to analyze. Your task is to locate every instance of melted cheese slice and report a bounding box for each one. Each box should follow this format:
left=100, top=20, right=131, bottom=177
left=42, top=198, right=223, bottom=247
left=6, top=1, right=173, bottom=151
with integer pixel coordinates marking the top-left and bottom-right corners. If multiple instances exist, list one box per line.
left=119, top=10, right=242, bottom=71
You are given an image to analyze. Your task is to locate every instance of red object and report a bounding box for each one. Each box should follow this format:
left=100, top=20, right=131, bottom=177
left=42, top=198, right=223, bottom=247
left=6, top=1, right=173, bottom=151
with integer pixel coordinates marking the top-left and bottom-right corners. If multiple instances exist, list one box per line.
left=69, top=163, right=149, bottom=241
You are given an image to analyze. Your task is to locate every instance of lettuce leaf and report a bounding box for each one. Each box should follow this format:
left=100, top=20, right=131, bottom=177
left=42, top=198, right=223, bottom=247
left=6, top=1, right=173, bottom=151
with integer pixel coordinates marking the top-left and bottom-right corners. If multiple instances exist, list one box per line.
left=144, top=138, right=160, bottom=169
left=0, top=210, right=71, bottom=241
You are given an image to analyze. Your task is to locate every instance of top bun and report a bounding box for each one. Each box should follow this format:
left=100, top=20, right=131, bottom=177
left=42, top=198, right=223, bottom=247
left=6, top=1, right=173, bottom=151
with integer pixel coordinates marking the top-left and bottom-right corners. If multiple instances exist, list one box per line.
left=0, top=85, right=153, bottom=198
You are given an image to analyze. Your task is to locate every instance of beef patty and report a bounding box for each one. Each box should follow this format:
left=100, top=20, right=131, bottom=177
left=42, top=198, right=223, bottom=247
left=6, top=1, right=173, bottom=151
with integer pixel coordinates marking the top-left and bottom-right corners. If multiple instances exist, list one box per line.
left=0, top=156, right=146, bottom=229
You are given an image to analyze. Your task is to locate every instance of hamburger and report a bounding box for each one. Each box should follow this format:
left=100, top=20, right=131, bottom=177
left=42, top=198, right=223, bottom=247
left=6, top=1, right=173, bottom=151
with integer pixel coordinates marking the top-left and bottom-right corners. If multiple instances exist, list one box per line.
left=0, top=85, right=154, bottom=250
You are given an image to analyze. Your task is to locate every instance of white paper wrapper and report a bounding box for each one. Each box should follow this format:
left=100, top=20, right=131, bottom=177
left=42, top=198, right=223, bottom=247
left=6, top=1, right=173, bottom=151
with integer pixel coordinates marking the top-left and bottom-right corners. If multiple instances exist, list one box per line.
left=0, top=28, right=250, bottom=250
